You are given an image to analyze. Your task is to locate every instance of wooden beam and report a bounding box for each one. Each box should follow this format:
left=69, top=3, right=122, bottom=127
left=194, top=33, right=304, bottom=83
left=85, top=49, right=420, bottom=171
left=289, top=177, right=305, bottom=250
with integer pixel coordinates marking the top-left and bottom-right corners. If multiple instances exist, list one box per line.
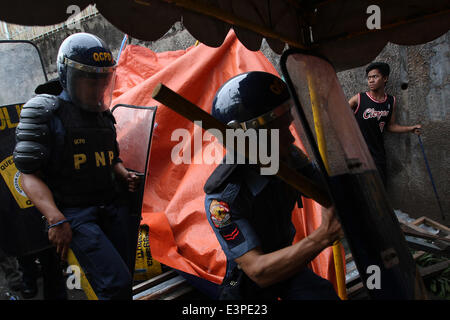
left=348, top=260, right=450, bottom=299
left=136, top=275, right=187, bottom=300
left=317, top=8, right=450, bottom=45
left=345, top=251, right=426, bottom=287
left=413, top=217, right=450, bottom=234
left=399, top=222, right=450, bottom=244
left=347, top=282, right=364, bottom=298
left=419, top=260, right=450, bottom=279
left=161, top=0, right=308, bottom=49
left=132, top=270, right=177, bottom=295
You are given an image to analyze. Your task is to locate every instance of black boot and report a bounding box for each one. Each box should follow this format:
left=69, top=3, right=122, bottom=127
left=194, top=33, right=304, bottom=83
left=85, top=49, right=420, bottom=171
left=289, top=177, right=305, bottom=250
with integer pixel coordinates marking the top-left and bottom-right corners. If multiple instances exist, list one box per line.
left=21, top=279, right=38, bottom=299
left=17, top=254, right=39, bottom=299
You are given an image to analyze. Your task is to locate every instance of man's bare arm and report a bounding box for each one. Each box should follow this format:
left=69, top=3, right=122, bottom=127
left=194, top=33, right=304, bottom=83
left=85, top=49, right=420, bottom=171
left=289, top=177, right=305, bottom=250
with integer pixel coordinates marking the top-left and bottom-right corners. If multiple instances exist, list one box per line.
left=386, top=105, right=421, bottom=134
left=235, top=206, right=343, bottom=288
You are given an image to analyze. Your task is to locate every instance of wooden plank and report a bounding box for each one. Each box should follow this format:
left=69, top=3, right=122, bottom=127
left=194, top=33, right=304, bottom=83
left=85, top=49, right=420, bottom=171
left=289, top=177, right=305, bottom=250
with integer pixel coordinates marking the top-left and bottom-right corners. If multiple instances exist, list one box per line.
left=347, top=282, right=364, bottom=298
left=348, top=260, right=450, bottom=299
left=398, top=218, right=435, bottom=235
left=405, top=237, right=450, bottom=258
left=413, top=217, right=450, bottom=234
left=136, top=275, right=187, bottom=300
left=346, top=261, right=357, bottom=275
left=132, top=270, right=177, bottom=295
left=419, top=260, right=450, bottom=279
left=346, top=251, right=426, bottom=288
left=346, top=273, right=361, bottom=288
left=400, top=223, right=450, bottom=244
left=412, top=217, right=426, bottom=226
left=345, top=253, right=353, bottom=263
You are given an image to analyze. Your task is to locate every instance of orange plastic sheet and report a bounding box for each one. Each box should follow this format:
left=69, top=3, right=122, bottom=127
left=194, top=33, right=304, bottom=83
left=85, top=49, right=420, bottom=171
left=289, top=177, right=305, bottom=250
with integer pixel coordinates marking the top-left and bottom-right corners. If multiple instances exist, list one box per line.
left=111, top=30, right=340, bottom=289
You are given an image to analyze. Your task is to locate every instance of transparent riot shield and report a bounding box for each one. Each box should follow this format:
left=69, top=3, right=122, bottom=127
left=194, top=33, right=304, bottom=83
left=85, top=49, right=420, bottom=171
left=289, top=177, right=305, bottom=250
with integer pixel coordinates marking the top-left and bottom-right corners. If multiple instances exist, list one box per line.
left=0, top=40, right=49, bottom=256
left=0, top=40, right=47, bottom=106
left=280, top=49, right=426, bottom=299
left=111, top=104, right=157, bottom=277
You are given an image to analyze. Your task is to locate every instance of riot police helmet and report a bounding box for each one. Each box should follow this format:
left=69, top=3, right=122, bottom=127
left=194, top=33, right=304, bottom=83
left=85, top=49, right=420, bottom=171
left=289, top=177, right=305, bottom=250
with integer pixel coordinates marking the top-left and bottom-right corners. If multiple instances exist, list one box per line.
left=57, top=32, right=116, bottom=112
left=212, top=71, right=292, bottom=130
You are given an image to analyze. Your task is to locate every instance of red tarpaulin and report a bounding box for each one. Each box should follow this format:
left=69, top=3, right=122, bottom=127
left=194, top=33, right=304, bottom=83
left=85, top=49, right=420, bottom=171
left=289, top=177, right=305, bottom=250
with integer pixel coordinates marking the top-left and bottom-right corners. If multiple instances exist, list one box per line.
left=111, top=30, right=342, bottom=290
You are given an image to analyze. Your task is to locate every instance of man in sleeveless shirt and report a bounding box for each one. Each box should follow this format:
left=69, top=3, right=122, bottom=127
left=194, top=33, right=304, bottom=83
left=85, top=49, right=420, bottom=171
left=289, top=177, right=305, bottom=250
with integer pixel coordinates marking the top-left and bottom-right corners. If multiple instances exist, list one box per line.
left=348, top=62, right=421, bottom=184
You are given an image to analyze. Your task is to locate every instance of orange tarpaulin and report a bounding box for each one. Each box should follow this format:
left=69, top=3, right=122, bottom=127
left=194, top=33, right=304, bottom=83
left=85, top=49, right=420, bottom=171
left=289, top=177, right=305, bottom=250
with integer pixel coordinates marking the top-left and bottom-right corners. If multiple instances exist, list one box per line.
left=111, top=30, right=342, bottom=290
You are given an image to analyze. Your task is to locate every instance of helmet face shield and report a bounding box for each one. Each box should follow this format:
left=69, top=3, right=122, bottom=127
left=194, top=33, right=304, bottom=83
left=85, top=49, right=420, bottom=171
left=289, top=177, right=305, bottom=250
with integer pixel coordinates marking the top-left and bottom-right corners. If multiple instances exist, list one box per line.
left=65, top=58, right=116, bottom=112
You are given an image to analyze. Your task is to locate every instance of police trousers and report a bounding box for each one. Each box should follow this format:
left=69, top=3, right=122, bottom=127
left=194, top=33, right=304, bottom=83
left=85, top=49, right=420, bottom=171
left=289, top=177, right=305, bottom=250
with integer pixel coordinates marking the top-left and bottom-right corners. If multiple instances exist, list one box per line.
left=220, top=266, right=340, bottom=300
left=63, top=204, right=133, bottom=300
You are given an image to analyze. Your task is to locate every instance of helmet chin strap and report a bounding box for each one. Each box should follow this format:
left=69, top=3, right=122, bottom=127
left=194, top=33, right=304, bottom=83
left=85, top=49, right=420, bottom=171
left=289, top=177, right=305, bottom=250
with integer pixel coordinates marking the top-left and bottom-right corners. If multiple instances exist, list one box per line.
left=227, top=101, right=291, bottom=130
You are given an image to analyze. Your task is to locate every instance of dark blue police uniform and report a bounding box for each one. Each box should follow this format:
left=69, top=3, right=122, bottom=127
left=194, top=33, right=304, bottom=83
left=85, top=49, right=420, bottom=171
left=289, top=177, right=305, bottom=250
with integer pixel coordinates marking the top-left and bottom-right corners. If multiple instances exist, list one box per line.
left=49, top=91, right=133, bottom=300
left=204, top=147, right=339, bottom=300
left=15, top=91, right=133, bottom=299
left=13, top=33, right=132, bottom=300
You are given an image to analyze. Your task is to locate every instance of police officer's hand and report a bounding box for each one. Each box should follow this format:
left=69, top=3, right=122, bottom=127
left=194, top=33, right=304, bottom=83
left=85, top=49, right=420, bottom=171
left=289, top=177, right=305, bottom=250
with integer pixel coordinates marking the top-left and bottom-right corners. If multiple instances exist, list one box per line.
left=48, top=221, right=72, bottom=261
left=113, top=163, right=141, bottom=192
left=125, top=171, right=140, bottom=192
left=319, top=206, right=344, bottom=247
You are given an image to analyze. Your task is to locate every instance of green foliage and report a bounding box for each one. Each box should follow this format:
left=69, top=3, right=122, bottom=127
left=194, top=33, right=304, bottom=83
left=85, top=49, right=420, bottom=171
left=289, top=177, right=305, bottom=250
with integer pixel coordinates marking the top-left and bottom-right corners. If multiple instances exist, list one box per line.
left=416, top=252, right=450, bottom=300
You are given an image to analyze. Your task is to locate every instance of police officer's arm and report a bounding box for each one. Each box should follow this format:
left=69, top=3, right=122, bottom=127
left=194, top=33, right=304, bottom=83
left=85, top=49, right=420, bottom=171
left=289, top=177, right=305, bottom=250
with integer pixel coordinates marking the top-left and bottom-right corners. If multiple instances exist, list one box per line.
left=235, top=206, right=342, bottom=288
left=21, top=173, right=72, bottom=260
left=385, top=101, right=421, bottom=134
left=13, top=95, right=72, bottom=260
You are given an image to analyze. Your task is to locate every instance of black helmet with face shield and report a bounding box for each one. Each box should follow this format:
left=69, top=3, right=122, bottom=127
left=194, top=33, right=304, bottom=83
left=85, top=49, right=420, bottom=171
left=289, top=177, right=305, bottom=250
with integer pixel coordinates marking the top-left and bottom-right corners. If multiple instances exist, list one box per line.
left=212, top=71, right=292, bottom=130
left=57, top=32, right=116, bottom=112
left=212, top=71, right=299, bottom=165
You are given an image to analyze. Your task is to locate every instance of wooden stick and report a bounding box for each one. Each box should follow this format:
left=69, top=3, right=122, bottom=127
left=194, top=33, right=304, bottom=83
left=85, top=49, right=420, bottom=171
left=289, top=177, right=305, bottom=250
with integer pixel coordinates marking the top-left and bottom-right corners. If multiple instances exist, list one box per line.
left=413, top=217, right=450, bottom=234
left=152, top=83, right=332, bottom=207
left=419, top=260, right=450, bottom=279
left=132, top=270, right=177, bottom=295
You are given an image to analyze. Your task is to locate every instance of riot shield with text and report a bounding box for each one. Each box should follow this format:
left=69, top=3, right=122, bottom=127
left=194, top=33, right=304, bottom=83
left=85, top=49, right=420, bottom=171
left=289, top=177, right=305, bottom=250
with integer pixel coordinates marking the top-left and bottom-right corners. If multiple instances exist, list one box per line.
left=0, top=40, right=50, bottom=257
left=111, top=104, right=157, bottom=277
left=280, top=49, right=427, bottom=299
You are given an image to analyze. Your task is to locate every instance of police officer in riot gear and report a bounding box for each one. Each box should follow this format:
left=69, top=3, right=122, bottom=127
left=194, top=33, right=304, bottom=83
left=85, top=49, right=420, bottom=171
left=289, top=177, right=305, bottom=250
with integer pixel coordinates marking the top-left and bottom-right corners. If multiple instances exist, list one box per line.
left=13, top=33, right=139, bottom=300
left=204, top=71, right=343, bottom=300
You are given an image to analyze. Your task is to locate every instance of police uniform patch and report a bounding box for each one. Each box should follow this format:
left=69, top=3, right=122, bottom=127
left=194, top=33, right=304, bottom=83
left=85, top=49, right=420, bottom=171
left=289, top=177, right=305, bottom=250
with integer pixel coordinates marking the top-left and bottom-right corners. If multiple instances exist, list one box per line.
left=219, top=223, right=245, bottom=248
left=209, top=200, right=231, bottom=228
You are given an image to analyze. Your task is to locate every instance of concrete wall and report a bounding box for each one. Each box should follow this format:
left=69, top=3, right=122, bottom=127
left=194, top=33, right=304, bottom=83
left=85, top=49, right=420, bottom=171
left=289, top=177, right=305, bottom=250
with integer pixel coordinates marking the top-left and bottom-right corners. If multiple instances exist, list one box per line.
left=34, top=14, right=126, bottom=79
left=32, top=14, right=449, bottom=225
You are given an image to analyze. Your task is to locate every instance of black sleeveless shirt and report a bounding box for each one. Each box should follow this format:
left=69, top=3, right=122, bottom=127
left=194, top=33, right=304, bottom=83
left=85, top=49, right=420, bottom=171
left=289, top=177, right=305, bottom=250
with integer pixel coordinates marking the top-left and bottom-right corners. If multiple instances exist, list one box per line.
left=354, top=92, right=394, bottom=169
